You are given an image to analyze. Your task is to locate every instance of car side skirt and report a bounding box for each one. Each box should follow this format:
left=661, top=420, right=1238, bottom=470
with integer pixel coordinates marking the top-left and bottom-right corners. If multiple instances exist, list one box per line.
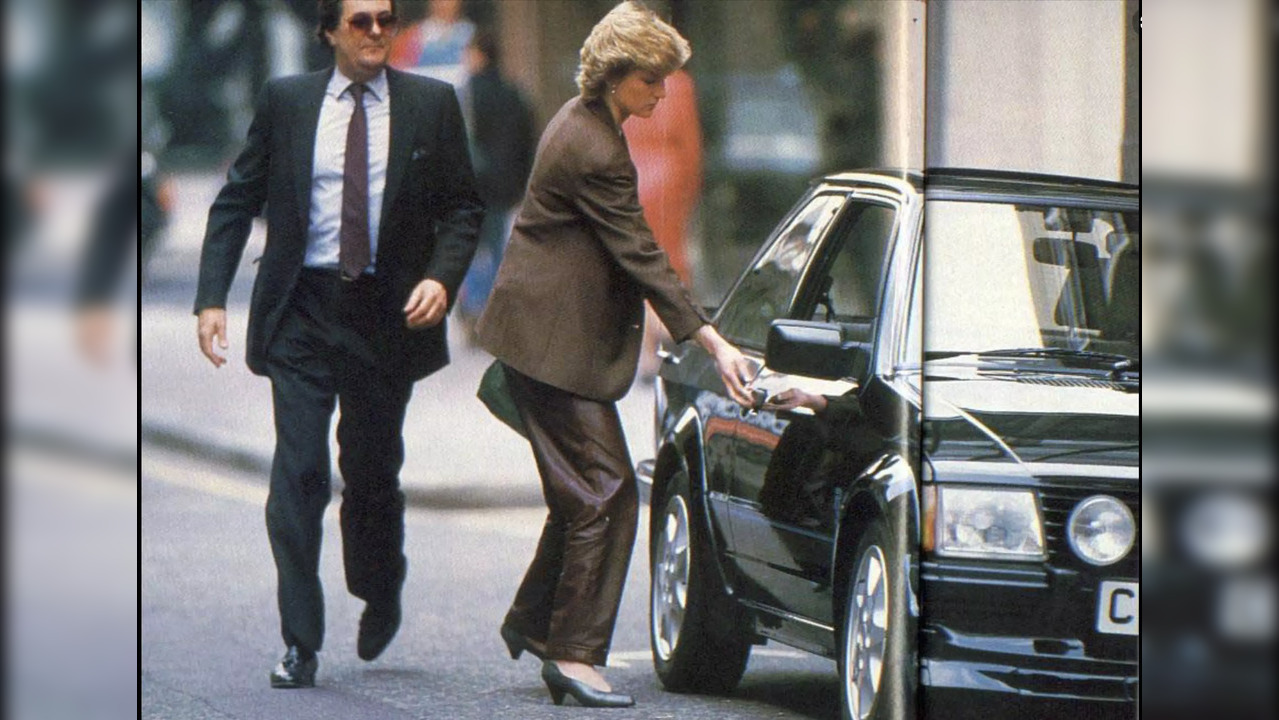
left=739, top=599, right=838, bottom=658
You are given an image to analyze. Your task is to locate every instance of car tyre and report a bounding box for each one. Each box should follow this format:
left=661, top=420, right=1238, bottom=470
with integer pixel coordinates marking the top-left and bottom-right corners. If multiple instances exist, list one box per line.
left=650, top=468, right=752, bottom=694
left=839, top=517, right=914, bottom=720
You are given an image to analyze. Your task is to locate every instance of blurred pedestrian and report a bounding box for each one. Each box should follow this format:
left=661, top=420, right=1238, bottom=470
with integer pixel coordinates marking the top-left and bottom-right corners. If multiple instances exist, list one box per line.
left=475, top=1, right=753, bottom=708
left=282, top=0, right=346, bottom=71
left=75, top=146, right=169, bottom=366
left=622, top=66, right=703, bottom=377
left=389, top=0, right=474, bottom=87
left=193, top=0, right=481, bottom=689
left=623, top=67, right=701, bottom=285
left=455, top=28, right=535, bottom=335
left=157, top=0, right=268, bottom=166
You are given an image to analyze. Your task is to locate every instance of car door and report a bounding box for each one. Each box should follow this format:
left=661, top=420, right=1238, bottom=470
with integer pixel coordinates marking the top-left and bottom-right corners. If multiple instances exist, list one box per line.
left=705, top=192, right=849, bottom=558
left=727, top=192, right=904, bottom=626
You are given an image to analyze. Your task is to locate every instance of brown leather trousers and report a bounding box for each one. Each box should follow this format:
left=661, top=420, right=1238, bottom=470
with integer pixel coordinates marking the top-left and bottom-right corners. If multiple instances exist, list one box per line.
left=502, top=366, right=639, bottom=667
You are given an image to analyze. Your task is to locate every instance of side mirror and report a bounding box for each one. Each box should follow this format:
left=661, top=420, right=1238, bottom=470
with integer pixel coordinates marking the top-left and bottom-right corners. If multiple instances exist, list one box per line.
left=765, top=319, right=870, bottom=380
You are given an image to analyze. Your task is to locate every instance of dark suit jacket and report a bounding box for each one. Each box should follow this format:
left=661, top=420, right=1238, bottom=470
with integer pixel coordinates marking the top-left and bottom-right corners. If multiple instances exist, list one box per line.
left=476, top=97, right=708, bottom=402
left=466, top=67, right=534, bottom=209
left=194, top=67, right=483, bottom=381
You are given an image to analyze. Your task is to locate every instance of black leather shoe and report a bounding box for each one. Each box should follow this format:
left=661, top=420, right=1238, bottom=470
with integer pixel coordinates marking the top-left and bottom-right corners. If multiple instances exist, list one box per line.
left=500, top=623, right=546, bottom=661
left=269, top=646, right=317, bottom=688
left=357, top=599, right=401, bottom=661
left=541, top=660, right=634, bottom=708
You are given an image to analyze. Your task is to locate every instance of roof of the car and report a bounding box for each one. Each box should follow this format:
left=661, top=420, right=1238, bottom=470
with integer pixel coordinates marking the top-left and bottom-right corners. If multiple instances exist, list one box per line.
left=818, top=167, right=1138, bottom=201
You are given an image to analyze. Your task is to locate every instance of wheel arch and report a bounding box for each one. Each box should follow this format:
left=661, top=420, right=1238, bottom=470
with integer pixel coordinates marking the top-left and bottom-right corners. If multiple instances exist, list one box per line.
left=649, top=408, right=736, bottom=596
left=831, top=453, right=921, bottom=634
left=650, top=408, right=705, bottom=526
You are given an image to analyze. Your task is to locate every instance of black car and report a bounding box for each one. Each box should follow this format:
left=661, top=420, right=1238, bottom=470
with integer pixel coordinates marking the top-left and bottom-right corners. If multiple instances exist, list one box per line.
left=639, top=168, right=1139, bottom=719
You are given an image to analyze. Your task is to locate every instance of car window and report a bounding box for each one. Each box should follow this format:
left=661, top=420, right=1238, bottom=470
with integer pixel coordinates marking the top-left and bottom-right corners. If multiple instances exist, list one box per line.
left=924, top=201, right=1140, bottom=357
left=717, top=193, right=847, bottom=348
left=799, top=201, right=896, bottom=328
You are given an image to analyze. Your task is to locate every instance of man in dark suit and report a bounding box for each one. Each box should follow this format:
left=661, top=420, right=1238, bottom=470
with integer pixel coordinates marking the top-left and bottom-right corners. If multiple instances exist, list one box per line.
left=194, top=0, right=481, bottom=688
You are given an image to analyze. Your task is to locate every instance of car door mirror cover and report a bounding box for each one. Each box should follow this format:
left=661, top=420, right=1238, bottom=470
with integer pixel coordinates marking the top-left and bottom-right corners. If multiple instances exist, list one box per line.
left=765, top=319, right=870, bottom=380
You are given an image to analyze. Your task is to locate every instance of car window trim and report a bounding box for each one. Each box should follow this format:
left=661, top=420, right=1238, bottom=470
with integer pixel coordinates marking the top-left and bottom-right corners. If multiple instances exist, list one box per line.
left=924, top=190, right=1138, bottom=214
left=792, top=194, right=902, bottom=330
left=715, top=190, right=852, bottom=351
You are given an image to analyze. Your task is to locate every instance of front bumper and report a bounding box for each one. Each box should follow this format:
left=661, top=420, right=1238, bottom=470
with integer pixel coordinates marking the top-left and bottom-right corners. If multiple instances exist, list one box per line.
left=921, top=627, right=1138, bottom=702
left=919, top=558, right=1138, bottom=716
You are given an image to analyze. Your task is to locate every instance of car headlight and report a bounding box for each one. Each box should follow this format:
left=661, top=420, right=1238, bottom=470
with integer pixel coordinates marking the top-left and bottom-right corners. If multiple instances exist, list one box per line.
left=1067, top=495, right=1136, bottom=566
left=1181, top=492, right=1269, bottom=569
left=936, top=486, right=1045, bottom=560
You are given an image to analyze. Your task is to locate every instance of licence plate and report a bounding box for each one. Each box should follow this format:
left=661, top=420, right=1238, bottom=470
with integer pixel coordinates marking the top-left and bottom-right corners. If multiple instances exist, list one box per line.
left=1096, top=580, right=1139, bottom=635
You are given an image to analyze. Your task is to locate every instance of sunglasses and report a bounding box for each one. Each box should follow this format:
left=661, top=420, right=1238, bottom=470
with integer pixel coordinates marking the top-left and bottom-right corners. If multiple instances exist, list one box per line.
left=347, top=12, right=398, bottom=33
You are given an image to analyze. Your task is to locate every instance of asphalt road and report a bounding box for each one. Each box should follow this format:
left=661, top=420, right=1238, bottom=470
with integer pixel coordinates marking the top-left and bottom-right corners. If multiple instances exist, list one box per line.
left=142, top=443, right=842, bottom=720
left=9, top=445, right=138, bottom=720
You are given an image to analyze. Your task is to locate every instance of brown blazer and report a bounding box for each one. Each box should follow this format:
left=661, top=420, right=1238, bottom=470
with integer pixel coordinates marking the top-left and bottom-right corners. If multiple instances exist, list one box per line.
left=476, top=96, right=708, bottom=402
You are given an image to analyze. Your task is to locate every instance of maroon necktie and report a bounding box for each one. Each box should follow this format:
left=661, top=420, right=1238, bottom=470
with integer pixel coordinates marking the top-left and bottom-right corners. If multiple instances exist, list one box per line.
left=340, top=82, right=370, bottom=280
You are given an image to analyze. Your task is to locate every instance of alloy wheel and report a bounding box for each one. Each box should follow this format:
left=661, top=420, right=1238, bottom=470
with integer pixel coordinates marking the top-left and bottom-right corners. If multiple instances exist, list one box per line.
left=652, top=494, right=691, bottom=662
left=844, top=544, right=888, bottom=720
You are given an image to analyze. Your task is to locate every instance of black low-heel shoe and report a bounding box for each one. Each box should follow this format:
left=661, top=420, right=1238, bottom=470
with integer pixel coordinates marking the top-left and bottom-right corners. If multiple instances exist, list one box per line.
left=500, top=623, right=545, bottom=661
left=541, top=660, right=634, bottom=708
left=269, top=646, right=317, bottom=689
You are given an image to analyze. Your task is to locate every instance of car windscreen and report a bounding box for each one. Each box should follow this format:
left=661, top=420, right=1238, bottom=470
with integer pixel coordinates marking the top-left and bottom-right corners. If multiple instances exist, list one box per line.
left=923, top=200, right=1139, bottom=360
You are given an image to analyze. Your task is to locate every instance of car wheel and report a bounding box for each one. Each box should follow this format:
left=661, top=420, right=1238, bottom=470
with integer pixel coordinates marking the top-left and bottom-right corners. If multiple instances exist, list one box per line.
left=839, top=518, right=913, bottom=720
left=650, top=469, right=751, bottom=694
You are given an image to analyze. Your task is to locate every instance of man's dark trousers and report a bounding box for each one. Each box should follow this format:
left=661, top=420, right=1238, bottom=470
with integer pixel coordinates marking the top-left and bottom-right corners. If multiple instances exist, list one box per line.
left=264, top=269, right=413, bottom=654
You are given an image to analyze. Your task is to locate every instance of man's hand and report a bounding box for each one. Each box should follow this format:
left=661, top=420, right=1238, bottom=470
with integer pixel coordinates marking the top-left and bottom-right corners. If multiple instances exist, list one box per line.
left=403, top=278, right=449, bottom=329
left=197, top=307, right=229, bottom=368
left=762, top=388, right=828, bottom=414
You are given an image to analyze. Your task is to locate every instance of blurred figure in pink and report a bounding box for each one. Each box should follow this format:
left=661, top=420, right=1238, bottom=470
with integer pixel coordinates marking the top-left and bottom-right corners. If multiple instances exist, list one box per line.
left=623, top=67, right=701, bottom=284
left=622, top=67, right=702, bottom=378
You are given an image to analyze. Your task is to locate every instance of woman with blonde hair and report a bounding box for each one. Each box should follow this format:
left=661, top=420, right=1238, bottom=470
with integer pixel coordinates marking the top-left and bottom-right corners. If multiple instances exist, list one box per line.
left=475, top=0, right=753, bottom=708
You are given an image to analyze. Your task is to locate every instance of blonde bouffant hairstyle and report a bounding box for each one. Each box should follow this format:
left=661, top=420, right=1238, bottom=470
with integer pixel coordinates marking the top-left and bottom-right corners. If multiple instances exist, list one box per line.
left=576, top=1, right=691, bottom=101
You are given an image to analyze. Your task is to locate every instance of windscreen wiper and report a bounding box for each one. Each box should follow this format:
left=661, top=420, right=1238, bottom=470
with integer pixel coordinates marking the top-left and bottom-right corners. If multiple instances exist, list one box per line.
left=977, top=347, right=1132, bottom=364
left=974, top=348, right=1139, bottom=386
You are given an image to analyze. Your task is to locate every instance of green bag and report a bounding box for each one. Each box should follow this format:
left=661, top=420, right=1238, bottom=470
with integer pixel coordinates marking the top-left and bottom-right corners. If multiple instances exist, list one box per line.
left=477, top=360, right=527, bottom=438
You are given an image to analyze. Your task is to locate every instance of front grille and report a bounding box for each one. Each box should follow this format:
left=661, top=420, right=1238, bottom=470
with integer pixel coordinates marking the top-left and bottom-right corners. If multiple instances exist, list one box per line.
left=1006, top=373, right=1130, bottom=392
left=1040, top=481, right=1140, bottom=661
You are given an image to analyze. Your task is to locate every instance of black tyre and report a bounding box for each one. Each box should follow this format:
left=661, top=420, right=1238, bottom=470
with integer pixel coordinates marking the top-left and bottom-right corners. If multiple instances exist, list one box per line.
left=650, top=468, right=752, bottom=694
left=839, top=517, right=915, bottom=720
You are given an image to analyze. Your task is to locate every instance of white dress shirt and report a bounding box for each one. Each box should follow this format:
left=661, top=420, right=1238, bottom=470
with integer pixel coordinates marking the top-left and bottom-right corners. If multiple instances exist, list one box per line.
left=304, top=68, right=391, bottom=274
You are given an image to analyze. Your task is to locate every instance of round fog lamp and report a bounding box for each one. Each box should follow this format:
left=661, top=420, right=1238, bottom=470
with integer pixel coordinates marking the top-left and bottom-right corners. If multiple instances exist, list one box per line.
left=1182, top=492, right=1269, bottom=569
left=1067, top=495, right=1135, bottom=566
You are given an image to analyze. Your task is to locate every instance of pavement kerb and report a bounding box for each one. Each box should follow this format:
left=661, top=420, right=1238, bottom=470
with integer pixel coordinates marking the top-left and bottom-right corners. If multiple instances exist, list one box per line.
left=141, top=421, right=546, bottom=510
left=10, top=424, right=138, bottom=475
